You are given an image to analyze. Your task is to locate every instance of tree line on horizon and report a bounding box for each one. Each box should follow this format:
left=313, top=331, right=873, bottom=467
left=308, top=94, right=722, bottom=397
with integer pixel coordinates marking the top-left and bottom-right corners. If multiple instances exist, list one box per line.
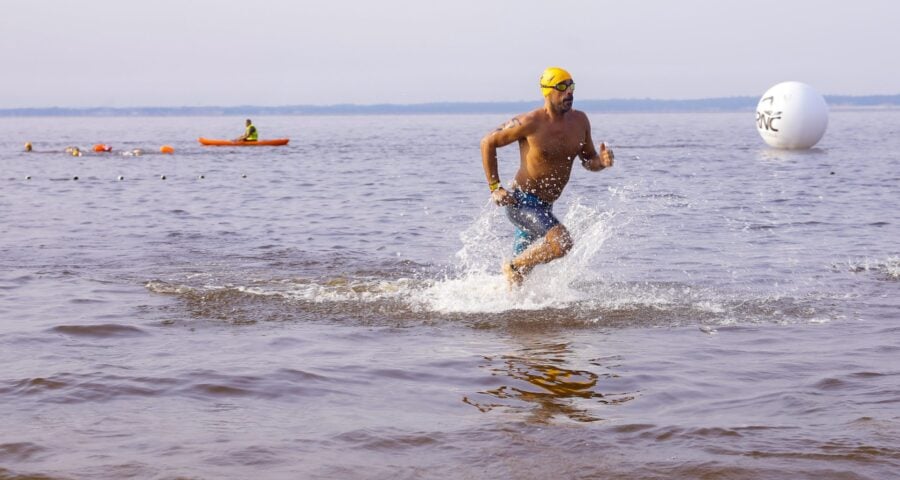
left=3, top=95, right=899, bottom=116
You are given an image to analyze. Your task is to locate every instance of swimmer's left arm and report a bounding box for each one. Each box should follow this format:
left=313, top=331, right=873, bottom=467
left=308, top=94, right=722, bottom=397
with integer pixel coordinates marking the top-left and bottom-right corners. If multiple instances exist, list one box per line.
left=579, top=116, right=614, bottom=171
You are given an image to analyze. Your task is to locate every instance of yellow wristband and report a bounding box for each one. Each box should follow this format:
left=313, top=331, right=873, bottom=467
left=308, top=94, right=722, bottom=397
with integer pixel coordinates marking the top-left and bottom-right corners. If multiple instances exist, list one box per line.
left=489, top=181, right=501, bottom=192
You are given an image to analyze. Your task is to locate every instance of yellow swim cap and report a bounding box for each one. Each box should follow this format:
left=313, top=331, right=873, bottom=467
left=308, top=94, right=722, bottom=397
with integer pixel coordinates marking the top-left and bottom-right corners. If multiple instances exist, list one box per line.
left=24, top=142, right=32, bottom=152
left=540, top=67, right=573, bottom=97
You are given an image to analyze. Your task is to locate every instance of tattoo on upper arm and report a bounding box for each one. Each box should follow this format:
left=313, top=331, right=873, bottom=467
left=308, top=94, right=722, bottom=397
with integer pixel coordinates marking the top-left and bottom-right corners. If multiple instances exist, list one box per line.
left=494, top=117, right=521, bottom=132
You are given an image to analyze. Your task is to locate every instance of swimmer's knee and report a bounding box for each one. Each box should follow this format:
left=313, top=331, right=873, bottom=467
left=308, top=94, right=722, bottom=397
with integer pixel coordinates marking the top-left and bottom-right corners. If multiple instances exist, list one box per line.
left=547, top=226, right=573, bottom=257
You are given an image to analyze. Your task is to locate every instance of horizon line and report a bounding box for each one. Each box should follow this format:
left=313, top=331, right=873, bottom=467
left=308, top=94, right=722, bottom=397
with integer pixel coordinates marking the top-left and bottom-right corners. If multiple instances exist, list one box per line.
left=3, top=94, right=899, bottom=116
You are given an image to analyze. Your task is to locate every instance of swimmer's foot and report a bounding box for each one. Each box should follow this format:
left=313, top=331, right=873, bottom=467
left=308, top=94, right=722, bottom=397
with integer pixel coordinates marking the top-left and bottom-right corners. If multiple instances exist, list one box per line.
left=502, top=261, right=524, bottom=287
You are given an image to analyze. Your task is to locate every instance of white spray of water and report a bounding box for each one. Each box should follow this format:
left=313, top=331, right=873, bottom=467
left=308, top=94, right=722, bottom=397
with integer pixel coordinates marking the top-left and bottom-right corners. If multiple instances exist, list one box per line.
left=414, top=196, right=621, bottom=313
left=887, top=257, right=900, bottom=279
left=838, top=256, right=900, bottom=279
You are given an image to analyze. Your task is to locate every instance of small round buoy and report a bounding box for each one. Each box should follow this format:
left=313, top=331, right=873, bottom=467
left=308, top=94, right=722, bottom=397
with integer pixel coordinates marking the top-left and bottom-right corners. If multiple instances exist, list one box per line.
left=160, top=145, right=175, bottom=154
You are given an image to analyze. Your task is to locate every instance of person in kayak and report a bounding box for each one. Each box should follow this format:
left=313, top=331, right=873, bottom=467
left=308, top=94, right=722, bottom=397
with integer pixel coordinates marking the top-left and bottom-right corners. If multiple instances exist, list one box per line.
left=480, top=66, right=615, bottom=287
left=236, top=119, right=259, bottom=142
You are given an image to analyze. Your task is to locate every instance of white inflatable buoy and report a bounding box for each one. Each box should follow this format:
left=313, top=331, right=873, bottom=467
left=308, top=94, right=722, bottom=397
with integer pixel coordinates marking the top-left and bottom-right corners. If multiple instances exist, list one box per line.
left=756, top=81, right=828, bottom=149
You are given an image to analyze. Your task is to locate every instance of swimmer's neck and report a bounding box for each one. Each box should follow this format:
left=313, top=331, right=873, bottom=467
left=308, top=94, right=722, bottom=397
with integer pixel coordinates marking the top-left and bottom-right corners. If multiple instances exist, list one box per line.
left=543, top=104, right=570, bottom=120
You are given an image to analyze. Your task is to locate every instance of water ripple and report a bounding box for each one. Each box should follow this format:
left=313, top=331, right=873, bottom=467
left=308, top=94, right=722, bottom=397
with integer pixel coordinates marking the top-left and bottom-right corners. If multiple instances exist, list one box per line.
left=48, top=324, right=148, bottom=338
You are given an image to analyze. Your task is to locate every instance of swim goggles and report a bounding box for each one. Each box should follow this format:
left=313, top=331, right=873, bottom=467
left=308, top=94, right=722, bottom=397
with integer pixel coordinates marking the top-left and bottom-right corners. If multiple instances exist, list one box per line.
left=541, top=81, right=575, bottom=92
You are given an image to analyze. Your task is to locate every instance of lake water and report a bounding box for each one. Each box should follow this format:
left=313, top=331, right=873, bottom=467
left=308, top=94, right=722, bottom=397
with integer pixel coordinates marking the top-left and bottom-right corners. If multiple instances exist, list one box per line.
left=1, top=111, right=898, bottom=479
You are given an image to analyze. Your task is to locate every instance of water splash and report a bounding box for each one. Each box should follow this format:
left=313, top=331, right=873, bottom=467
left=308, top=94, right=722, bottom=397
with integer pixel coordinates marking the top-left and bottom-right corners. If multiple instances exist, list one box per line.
left=836, top=256, right=900, bottom=280
left=415, top=196, right=622, bottom=314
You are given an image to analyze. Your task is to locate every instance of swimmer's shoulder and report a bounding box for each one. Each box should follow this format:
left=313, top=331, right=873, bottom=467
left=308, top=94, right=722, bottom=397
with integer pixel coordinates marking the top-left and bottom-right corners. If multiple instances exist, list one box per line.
left=516, top=108, right=549, bottom=128
left=570, top=109, right=590, bottom=122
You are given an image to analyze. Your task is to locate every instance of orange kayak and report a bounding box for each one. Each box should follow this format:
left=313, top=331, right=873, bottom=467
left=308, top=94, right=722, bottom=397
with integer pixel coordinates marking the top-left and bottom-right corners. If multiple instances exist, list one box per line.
left=198, top=137, right=289, bottom=147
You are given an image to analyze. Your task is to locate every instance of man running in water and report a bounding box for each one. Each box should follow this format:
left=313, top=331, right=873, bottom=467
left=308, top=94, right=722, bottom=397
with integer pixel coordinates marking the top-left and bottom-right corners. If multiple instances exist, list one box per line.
left=481, top=66, right=615, bottom=286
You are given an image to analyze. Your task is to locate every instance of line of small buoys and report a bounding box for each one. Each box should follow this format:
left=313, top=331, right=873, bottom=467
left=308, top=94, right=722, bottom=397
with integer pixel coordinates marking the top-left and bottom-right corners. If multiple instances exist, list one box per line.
left=19, top=174, right=248, bottom=181
left=25, top=142, right=175, bottom=155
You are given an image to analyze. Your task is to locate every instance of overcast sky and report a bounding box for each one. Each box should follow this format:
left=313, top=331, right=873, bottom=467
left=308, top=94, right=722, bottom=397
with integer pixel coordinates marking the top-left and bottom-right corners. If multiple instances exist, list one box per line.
left=3, top=0, right=898, bottom=108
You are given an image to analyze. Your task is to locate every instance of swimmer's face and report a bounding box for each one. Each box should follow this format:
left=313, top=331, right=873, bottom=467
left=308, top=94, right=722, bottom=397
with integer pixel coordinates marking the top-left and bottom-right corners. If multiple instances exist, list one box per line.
left=549, top=80, right=575, bottom=112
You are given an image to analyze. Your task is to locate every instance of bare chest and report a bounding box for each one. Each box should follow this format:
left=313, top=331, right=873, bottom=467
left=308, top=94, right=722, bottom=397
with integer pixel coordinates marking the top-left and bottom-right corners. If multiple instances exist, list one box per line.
left=529, top=122, right=586, bottom=161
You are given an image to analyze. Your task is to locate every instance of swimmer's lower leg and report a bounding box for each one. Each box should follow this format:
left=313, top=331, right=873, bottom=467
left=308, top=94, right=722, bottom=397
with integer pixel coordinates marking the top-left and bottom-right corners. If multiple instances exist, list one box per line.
left=509, top=225, right=572, bottom=275
left=503, top=261, right=524, bottom=286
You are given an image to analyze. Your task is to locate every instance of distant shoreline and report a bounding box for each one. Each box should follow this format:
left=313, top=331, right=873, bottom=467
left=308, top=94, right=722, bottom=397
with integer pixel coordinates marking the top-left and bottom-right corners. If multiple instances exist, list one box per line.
left=3, top=95, right=899, bottom=117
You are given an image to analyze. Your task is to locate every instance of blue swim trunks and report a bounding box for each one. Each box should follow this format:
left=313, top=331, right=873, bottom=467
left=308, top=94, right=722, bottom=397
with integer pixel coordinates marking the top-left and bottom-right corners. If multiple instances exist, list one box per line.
left=505, top=189, right=561, bottom=255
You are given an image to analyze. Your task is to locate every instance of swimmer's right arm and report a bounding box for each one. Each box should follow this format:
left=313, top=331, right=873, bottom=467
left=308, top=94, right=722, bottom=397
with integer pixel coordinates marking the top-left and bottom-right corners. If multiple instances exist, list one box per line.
left=481, top=115, right=531, bottom=205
